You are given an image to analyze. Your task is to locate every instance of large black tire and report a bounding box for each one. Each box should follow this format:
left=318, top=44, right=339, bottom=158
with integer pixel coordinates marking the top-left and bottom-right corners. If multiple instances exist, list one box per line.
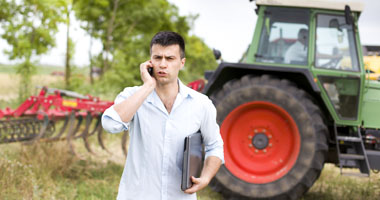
left=209, top=75, right=328, bottom=200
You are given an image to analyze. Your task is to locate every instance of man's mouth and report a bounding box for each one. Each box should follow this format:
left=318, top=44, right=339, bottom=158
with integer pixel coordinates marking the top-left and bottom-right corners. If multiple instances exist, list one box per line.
left=158, top=71, right=167, bottom=76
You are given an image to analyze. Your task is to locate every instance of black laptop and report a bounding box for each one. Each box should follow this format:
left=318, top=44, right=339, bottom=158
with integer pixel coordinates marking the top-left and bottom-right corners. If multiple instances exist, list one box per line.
left=181, top=131, right=204, bottom=191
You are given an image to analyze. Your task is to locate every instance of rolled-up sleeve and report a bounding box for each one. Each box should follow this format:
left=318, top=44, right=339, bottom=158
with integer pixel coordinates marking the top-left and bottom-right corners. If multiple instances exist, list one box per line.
left=200, top=99, right=224, bottom=164
left=102, top=106, right=129, bottom=134
left=101, top=86, right=139, bottom=134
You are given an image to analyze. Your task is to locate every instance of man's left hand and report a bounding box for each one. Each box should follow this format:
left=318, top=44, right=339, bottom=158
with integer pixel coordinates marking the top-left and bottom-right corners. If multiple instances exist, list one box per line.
left=184, top=176, right=209, bottom=194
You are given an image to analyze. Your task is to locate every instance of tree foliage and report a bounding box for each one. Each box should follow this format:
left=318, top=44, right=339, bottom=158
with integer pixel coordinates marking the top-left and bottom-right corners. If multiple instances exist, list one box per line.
left=74, top=0, right=217, bottom=92
left=1, top=0, right=218, bottom=97
left=180, top=36, right=218, bottom=83
left=0, top=0, right=67, bottom=101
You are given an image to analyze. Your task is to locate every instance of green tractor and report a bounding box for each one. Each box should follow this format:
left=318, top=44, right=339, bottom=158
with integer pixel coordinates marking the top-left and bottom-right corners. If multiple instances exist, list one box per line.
left=204, top=0, right=380, bottom=199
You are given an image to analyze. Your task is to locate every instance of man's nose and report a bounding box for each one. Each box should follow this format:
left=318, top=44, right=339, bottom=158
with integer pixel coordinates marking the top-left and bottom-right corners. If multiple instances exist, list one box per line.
left=159, top=58, right=168, bottom=68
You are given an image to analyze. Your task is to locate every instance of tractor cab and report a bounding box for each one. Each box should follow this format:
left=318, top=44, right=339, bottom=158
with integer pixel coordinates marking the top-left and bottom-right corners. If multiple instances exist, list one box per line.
left=251, top=2, right=361, bottom=71
left=246, top=0, right=366, bottom=125
left=203, top=1, right=380, bottom=199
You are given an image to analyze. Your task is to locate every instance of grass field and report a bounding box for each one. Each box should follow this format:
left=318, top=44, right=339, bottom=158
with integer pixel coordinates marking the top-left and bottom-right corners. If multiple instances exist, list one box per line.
left=1, top=70, right=380, bottom=200
left=0, top=73, right=63, bottom=101
left=1, top=138, right=380, bottom=200
left=0, top=63, right=67, bottom=74
left=0, top=64, right=93, bottom=108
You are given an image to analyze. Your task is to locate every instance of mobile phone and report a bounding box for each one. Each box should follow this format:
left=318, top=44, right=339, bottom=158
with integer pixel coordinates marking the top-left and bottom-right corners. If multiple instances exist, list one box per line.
left=148, top=67, right=153, bottom=76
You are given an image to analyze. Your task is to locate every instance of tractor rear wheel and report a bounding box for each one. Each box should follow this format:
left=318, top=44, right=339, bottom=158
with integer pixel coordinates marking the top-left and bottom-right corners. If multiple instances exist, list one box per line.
left=210, top=75, right=328, bottom=200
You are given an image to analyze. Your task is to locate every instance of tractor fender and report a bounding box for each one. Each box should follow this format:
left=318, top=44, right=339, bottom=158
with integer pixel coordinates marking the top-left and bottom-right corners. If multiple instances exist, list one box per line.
left=203, top=62, right=320, bottom=96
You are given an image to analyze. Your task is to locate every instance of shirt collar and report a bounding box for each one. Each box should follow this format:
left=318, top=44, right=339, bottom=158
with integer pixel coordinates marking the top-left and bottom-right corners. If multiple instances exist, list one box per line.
left=178, top=79, right=193, bottom=99
left=146, top=79, right=193, bottom=104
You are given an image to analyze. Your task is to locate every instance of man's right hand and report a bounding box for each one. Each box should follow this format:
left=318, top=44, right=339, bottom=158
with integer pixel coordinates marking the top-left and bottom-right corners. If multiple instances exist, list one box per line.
left=114, top=61, right=157, bottom=123
left=140, top=60, right=157, bottom=88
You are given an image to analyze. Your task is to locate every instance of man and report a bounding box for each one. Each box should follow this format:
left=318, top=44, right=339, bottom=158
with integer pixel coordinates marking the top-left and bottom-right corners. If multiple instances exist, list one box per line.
left=284, top=28, right=308, bottom=64
left=101, top=31, right=224, bottom=200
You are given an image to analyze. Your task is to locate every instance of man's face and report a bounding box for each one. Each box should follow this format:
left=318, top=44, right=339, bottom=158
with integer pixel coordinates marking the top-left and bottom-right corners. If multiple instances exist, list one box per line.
left=298, top=30, right=308, bottom=46
left=150, top=44, right=185, bottom=86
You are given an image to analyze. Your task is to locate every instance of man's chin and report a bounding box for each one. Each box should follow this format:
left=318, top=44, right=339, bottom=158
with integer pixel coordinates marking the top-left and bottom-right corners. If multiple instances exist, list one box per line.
left=156, top=78, right=169, bottom=85
left=156, top=78, right=176, bottom=86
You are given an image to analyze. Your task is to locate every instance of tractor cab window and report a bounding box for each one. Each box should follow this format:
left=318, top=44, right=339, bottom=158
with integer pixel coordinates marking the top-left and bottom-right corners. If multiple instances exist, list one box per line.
left=255, top=7, right=310, bottom=65
left=315, top=14, right=359, bottom=71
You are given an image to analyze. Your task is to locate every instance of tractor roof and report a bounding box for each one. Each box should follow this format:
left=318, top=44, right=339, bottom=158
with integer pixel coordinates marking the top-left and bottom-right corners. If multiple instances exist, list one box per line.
left=256, top=0, right=364, bottom=12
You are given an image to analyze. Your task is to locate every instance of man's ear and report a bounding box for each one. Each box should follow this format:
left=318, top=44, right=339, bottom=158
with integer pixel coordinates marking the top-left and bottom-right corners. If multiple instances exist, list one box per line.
left=180, top=58, right=186, bottom=69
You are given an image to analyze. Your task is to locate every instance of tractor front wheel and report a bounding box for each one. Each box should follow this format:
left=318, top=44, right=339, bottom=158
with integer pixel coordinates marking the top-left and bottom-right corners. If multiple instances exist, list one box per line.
left=210, top=75, right=328, bottom=200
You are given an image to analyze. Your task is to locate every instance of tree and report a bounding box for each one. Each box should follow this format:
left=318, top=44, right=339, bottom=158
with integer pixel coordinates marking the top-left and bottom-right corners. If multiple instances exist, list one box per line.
left=0, top=0, right=66, bottom=100
left=74, top=0, right=217, bottom=91
left=64, top=0, right=75, bottom=89
left=180, top=35, right=218, bottom=83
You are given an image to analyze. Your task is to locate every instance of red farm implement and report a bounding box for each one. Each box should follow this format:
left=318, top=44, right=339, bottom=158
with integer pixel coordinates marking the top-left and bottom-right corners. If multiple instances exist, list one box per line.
left=0, top=80, right=205, bottom=155
left=0, top=86, right=114, bottom=155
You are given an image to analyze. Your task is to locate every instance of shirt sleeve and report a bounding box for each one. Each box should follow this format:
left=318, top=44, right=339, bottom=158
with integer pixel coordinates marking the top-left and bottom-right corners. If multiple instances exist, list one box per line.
left=101, top=87, right=137, bottom=134
left=200, top=99, right=225, bottom=164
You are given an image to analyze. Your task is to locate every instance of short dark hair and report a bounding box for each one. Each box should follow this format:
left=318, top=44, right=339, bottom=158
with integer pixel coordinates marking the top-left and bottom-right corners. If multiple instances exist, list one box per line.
left=150, top=31, right=185, bottom=58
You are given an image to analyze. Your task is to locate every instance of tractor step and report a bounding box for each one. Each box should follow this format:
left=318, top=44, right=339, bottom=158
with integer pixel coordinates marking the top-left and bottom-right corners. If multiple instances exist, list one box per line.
left=337, top=136, right=362, bottom=142
left=340, top=153, right=365, bottom=160
left=334, top=123, right=370, bottom=176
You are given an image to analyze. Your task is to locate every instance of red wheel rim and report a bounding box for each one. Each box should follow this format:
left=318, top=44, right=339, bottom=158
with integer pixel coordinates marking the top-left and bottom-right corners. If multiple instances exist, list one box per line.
left=221, top=101, right=300, bottom=184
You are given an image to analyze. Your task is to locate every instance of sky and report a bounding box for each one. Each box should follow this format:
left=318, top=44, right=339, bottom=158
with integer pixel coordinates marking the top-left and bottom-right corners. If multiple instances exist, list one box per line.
left=0, top=0, right=379, bottom=67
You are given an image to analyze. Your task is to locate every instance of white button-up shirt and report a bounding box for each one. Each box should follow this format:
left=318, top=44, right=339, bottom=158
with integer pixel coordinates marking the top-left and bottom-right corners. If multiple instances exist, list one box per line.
left=102, top=80, right=224, bottom=200
left=284, top=41, right=308, bottom=64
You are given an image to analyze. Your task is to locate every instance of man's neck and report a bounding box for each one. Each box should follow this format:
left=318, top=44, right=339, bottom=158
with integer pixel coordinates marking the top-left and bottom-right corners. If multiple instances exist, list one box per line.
left=156, top=80, right=179, bottom=95
left=155, top=80, right=179, bottom=113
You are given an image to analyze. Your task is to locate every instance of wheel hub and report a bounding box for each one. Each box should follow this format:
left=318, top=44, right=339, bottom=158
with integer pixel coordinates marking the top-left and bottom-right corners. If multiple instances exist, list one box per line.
left=252, top=133, right=268, bottom=150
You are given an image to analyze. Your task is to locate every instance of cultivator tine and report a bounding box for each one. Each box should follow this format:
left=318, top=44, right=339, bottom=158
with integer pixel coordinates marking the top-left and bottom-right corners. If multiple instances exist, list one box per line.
left=74, top=114, right=90, bottom=139
left=94, top=116, right=109, bottom=153
left=122, top=130, right=129, bottom=157
left=79, top=113, right=94, bottom=154
left=67, top=114, right=85, bottom=155
left=88, top=116, right=100, bottom=137
left=71, top=115, right=83, bottom=138
left=25, top=114, right=50, bottom=144
left=46, top=121, right=56, bottom=137
left=48, top=114, right=70, bottom=141
left=66, top=111, right=78, bottom=155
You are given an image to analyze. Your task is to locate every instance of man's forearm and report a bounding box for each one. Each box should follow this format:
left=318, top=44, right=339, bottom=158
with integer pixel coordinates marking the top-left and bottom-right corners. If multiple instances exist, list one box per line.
left=200, top=156, right=222, bottom=183
left=114, top=82, right=155, bottom=123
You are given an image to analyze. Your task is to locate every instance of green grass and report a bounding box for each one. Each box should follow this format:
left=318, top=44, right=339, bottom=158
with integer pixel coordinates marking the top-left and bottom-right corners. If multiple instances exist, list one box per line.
left=0, top=141, right=123, bottom=200
left=0, top=139, right=222, bottom=200
left=2, top=138, right=380, bottom=200
left=0, top=64, right=17, bottom=73
left=0, top=63, right=89, bottom=75
left=302, top=164, right=380, bottom=200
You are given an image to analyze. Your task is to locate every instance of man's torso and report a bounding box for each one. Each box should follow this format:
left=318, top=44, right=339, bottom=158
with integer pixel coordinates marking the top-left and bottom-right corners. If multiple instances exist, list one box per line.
left=117, top=86, right=207, bottom=200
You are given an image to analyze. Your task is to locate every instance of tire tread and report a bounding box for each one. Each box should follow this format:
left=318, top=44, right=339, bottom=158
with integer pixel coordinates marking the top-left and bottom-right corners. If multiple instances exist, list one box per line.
left=210, top=75, right=328, bottom=200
